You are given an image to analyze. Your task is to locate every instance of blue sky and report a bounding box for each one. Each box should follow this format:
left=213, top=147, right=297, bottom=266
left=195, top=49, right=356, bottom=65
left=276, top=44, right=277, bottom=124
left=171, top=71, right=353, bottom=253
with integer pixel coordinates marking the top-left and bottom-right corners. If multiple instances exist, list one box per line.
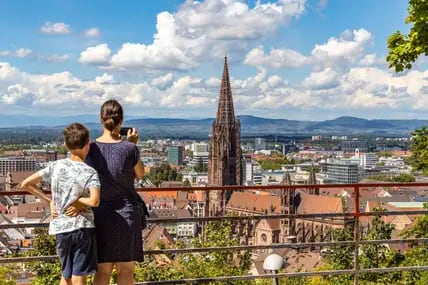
left=0, top=0, right=427, bottom=122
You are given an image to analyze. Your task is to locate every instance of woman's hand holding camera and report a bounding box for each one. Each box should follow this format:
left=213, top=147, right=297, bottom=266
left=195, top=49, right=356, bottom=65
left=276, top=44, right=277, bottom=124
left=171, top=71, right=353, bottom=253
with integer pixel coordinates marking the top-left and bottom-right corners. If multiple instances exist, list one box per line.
left=127, top=128, right=139, bottom=144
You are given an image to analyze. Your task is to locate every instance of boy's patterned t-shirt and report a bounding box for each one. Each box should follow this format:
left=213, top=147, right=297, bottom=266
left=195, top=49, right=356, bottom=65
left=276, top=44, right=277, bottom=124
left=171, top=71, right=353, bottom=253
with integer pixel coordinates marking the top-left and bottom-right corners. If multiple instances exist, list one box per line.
left=38, top=158, right=100, bottom=235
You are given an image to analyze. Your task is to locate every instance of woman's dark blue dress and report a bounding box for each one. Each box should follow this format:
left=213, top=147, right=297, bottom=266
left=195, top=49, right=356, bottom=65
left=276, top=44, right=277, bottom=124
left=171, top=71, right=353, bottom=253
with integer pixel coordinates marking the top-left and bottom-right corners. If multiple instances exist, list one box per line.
left=85, top=140, right=144, bottom=263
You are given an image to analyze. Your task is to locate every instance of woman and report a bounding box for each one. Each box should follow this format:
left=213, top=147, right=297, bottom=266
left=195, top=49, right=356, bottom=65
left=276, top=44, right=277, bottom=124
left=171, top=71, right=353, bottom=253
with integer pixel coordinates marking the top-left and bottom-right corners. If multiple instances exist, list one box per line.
left=85, top=99, right=145, bottom=285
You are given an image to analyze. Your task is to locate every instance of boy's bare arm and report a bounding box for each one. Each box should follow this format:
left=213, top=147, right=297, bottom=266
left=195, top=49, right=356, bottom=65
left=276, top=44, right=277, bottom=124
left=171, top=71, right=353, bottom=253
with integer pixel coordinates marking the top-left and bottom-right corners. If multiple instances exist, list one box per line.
left=77, top=187, right=100, bottom=207
left=20, top=173, right=51, bottom=203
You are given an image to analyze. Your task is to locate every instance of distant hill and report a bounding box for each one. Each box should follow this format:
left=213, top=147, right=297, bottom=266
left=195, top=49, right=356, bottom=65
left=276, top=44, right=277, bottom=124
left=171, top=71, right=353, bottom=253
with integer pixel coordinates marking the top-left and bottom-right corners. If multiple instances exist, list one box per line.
left=0, top=115, right=426, bottom=138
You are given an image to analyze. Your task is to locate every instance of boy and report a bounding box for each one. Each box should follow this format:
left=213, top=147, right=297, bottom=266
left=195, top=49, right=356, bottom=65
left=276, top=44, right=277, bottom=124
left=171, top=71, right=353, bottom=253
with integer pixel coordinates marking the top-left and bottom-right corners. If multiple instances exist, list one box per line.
left=20, top=123, right=100, bottom=285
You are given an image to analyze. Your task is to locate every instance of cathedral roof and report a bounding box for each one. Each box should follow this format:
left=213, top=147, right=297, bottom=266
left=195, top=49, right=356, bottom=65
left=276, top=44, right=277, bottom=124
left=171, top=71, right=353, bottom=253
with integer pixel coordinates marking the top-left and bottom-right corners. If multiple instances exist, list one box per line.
left=226, top=191, right=281, bottom=213
left=296, top=192, right=344, bottom=214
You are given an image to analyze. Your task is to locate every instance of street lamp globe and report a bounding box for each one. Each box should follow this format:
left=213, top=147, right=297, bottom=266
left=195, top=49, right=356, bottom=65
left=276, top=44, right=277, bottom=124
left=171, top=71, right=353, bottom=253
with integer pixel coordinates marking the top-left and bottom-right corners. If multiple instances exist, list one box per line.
left=263, top=253, right=284, bottom=271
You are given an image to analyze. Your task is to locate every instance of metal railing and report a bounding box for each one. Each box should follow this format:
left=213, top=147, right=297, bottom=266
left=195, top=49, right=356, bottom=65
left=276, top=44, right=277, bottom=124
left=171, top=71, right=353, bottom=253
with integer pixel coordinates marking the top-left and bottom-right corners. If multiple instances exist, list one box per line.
left=0, top=182, right=427, bottom=284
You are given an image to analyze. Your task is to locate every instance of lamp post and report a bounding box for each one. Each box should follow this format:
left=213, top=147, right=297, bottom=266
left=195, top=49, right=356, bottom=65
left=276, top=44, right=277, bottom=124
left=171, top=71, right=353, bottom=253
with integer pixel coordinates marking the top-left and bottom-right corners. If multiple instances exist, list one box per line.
left=263, top=253, right=284, bottom=285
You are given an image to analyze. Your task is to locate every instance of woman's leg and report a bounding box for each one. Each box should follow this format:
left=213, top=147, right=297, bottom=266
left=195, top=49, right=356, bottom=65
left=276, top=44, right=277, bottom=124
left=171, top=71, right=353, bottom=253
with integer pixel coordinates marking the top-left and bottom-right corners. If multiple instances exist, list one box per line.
left=60, top=276, right=72, bottom=285
left=116, top=261, right=135, bottom=285
left=93, top=263, right=114, bottom=285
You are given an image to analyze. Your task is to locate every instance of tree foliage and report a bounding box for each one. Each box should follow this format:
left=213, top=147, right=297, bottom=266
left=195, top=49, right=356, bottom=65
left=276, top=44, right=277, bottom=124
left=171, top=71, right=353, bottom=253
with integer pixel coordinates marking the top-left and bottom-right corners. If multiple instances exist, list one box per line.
left=0, top=265, right=17, bottom=285
left=144, top=163, right=181, bottom=186
left=409, top=127, right=428, bottom=174
left=387, top=0, right=428, bottom=72
left=258, top=155, right=289, bottom=170
left=366, top=173, right=416, bottom=183
left=135, top=221, right=251, bottom=284
left=27, top=228, right=62, bottom=285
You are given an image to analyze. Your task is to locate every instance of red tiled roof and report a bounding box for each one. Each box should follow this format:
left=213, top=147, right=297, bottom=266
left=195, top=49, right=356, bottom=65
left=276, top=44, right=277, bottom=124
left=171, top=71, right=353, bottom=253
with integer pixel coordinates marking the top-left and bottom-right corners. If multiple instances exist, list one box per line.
left=296, top=192, right=344, bottom=214
left=227, top=191, right=281, bottom=213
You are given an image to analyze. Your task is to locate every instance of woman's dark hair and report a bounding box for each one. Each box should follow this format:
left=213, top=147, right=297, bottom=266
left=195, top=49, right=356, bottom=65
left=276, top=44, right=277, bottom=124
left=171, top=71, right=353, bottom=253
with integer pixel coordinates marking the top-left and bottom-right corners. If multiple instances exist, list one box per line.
left=100, top=100, right=123, bottom=131
left=63, top=123, right=89, bottom=150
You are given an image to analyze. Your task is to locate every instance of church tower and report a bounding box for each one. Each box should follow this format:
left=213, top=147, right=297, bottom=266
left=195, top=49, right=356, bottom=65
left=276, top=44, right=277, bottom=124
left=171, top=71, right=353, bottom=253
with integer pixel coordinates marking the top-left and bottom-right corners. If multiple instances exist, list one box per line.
left=280, top=172, right=296, bottom=241
left=207, top=56, right=242, bottom=215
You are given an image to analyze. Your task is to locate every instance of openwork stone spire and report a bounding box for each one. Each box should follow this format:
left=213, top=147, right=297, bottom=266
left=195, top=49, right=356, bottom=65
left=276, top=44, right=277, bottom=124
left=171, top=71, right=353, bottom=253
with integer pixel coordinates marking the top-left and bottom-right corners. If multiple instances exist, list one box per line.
left=207, top=56, right=242, bottom=215
left=215, top=55, right=235, bottom=125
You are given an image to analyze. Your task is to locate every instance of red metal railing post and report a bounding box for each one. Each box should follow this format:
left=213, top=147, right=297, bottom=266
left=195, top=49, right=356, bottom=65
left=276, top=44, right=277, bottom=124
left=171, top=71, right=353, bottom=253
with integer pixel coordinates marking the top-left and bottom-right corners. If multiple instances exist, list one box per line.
left=353, top=185, right=360, bottom=285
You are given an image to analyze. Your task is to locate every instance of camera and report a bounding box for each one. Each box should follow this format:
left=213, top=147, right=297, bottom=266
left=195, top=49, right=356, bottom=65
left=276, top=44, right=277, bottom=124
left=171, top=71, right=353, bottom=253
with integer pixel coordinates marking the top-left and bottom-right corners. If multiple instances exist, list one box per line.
left=119, top=127, right=132, bottom=136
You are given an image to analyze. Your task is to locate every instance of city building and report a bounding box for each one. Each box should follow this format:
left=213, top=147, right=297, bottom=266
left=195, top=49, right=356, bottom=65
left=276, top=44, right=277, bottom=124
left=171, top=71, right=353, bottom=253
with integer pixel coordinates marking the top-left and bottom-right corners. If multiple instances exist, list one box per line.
left=359, top=153, right=377, bottom=169
left=341, top=140, right=368, bottom=153
left=323, top=159, right=360, bottom=184
left=0, top=158, right=38, bottom=176
left=167, top=146, right=184, bottom=166
left=208, top=56, right=242, bottom=215
left=188, top=142, right=209, bottom=169
left=243, top=155, right=261, bottom=184
left=150, top=209, right=197, bottom=238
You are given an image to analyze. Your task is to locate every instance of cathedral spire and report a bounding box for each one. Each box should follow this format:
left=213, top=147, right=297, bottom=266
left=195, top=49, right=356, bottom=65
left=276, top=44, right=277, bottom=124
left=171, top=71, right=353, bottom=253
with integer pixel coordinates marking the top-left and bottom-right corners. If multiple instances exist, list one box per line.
left=208, top=56, right=242, bottom=215
left=215, top=56, right=235, bottom=124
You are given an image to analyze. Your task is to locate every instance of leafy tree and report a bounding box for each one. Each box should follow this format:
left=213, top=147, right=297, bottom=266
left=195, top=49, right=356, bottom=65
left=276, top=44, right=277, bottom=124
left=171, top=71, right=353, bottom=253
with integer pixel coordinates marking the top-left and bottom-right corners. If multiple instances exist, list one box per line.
left=409, top=127, right=428, bottom=174
left=359, top=214, right=400, bottom=283
left=27, top=228, right=62, bottom=285
left=317, top=211, right=401, bottom=285
left=367, top=173, right=416, bottom=183
left=377, top=151, right=393, bottom=158
left=258, top=155, right=289, bottom=170
left=0, top=265, right=17, bottom=285
left=319, top=228, right=354, bottom=285
left=145, top=163, right=181, bottom=186
left=397, top=203, right=428, bottom=284
left=392, top=173, right=415, bottom=183
left=135, top=221, right=251, bottom=284
left=387, top=0, right=428, bottom=72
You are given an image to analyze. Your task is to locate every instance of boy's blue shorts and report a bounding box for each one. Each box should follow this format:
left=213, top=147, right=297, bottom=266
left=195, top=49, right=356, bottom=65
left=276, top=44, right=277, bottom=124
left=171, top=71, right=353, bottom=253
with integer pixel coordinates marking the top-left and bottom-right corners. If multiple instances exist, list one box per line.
left=56, top=228, right=97, bottom=279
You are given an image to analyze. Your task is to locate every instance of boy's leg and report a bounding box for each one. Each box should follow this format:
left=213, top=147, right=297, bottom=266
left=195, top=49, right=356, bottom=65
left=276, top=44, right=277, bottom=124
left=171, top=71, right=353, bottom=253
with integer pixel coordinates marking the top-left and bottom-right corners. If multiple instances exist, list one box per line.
left=71, top=229, right=98, bottom=282
left=71, top=275, right=87, bottom=285
left=56, top=233, right=73, bottom=282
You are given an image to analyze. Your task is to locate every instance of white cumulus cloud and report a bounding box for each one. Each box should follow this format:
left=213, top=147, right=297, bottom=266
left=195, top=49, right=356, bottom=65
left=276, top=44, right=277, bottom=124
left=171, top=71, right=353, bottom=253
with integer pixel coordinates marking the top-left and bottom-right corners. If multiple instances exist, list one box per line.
left=84, top=28, right=101, bottom=37
left=93, top=0, right=308, bottom=71
left=244, top=46, right=309, bottom=68
left=41, top=22, right=72, bottom=35
left=79, top=44, right=111, bottom=65
left=0, top=48, right=33, bottom=58
left=311, top=28, right=372, bottom=67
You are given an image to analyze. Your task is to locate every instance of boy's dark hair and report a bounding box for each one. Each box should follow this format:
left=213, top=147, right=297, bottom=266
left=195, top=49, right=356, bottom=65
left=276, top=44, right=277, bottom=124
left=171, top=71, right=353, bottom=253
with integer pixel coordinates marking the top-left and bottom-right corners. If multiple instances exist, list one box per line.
left=63, top=123, right=89, bottom=150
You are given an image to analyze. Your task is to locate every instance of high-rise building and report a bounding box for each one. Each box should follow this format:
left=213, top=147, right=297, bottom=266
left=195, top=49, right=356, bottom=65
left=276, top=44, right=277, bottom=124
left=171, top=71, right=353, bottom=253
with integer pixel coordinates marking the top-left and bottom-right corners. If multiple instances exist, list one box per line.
left=167, top=146, right=184, bottom=166
left=208, top=56, right=242, bottom=215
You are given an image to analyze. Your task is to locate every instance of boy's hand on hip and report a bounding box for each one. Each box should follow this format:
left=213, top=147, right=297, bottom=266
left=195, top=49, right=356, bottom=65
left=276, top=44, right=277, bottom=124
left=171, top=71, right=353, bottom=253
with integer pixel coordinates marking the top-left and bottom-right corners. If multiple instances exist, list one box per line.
left=65, top=201, right=87, bottom=216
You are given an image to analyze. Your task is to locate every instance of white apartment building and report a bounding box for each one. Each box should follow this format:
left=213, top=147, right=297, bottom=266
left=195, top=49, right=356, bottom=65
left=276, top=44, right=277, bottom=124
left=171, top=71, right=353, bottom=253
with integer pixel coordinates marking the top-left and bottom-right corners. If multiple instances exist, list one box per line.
left=379, top=156, right=405, bottom=167
left=359, top=153, right=378, bottom=169
left=187, top=142, right=209, bottom=167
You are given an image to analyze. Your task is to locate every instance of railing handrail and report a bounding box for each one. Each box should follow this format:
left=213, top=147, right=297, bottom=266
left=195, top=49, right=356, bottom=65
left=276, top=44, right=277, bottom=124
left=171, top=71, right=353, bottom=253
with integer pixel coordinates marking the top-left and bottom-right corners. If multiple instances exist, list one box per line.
left=0, top=182, right=427, bottom=284
left=2, top=181, right=428, bottom=196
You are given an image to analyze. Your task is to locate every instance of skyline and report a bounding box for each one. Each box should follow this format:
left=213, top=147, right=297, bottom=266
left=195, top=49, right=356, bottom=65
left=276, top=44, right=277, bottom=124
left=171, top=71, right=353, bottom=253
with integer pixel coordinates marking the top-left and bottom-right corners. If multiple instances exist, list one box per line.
left=1, top=0, right=428, bottom=122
